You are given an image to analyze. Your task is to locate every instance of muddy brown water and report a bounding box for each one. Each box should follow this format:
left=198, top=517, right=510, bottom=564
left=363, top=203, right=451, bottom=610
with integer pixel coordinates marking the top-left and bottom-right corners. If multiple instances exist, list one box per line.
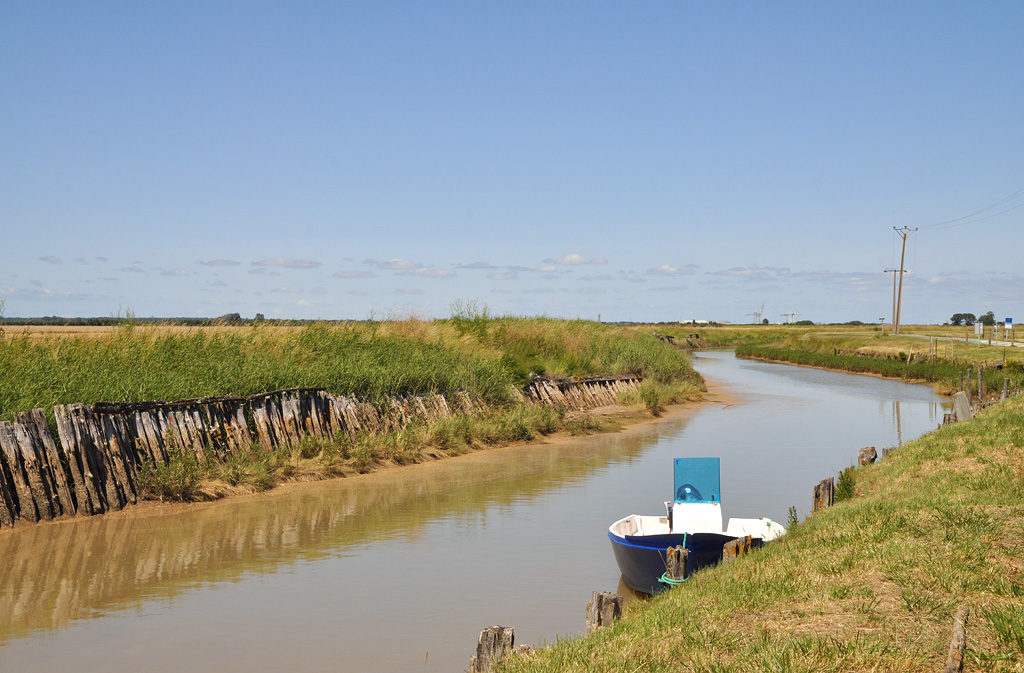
left=0, top=351, right=948, bottom=672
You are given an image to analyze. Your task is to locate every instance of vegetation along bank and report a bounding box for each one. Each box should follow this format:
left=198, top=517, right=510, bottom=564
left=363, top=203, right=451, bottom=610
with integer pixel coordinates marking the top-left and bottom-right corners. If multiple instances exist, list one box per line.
left=0, top=317, right=704, bottom=518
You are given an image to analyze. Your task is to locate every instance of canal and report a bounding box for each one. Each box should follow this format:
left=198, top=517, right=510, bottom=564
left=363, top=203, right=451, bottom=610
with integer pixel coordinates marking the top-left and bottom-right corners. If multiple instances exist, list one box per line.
left=0, top=351, right=949, bottom=672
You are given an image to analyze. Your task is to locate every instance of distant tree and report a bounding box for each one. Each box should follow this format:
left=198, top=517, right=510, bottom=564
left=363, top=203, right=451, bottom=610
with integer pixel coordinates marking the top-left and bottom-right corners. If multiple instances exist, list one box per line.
left=979, top=311, right=996, bottom=326
left=761, top=318, right=769, bottom=325
left=254, top=313, right=266, bottom=322
left=794, top=320, right=814, bottom=326
left=949, top=313, right=976, bottom=326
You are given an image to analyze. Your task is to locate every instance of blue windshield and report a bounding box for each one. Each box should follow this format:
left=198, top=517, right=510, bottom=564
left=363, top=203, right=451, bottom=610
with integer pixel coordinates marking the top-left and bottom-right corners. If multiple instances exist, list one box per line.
left=673, top=457, right=721, bottom=503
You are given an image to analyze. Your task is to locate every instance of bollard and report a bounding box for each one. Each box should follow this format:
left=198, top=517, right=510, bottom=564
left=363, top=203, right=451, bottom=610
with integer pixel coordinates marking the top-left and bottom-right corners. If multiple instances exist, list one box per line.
left=665, top=545, right=688, bottom=583
left=812, top=478, right=834, bottom=512
left=469, top=626, right=515, bottom=673
left=722, top=535, right=752, bottom=563
left=585, top=591, right=623, bottom=634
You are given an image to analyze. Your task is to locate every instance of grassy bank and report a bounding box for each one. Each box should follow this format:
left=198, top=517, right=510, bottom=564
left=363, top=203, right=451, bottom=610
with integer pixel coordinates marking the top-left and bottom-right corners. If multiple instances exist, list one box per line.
left=0, top=317, right=704, bottom=501
left=502, top=395, right=1024, bottom=672
left=735, top=344, right=1024, bottom=397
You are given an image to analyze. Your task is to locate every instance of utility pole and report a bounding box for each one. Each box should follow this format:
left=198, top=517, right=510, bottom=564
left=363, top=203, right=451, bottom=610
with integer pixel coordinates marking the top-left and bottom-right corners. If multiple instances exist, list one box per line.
left=883, top=269, right=900, bottom=330
left=893, top=226, right=917, bottom=335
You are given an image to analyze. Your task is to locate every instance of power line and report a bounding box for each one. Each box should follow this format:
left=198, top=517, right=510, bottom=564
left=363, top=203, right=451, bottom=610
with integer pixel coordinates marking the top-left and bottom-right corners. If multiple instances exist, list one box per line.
left=924, top=186, right=1024, bottom=229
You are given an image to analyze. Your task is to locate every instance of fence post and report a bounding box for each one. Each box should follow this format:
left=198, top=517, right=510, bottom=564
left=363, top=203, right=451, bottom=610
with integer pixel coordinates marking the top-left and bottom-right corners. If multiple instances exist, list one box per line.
left=585, top=591, right=623, bottom=633
left=813, top=478, right=834, bottom=512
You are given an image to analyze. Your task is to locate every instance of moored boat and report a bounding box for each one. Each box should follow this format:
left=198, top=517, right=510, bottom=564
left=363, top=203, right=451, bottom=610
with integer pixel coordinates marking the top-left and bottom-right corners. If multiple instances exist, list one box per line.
left=608, top=457, right=785, bottom=594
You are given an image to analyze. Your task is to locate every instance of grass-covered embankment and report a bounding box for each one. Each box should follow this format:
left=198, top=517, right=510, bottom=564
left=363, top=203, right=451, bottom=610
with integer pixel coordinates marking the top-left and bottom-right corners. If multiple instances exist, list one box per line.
left=735, top=343, right=1024, bottom=397
left=0, top=317, right=704, bottom=501
left=503, top=396, right=1024, bottom=672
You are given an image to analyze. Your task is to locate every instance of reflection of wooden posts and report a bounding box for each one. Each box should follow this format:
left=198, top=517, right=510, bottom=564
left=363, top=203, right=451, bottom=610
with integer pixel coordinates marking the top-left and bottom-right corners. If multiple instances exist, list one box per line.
left=943, top=606, right=969, bottom=673
left=469, top=626, right=515, bottom=673
left=585, top=591, right=622, bottom=634
left=666, top=546, right=688, bottom=582
left=723, top=535, right=752, bottom=562
left=813, top=478, right=834, bottom=512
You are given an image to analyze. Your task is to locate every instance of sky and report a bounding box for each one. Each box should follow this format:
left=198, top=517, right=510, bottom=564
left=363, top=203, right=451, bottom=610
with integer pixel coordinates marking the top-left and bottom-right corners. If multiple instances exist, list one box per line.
left=2, top=2, right=1022, bottom=324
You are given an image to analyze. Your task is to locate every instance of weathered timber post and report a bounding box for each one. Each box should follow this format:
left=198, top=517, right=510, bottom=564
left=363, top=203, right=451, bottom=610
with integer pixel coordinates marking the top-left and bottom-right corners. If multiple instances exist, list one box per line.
left=665, top=545, right=688, bottom=583
left=722, top=535, right=753, bottom=563
left=812, top=478, right=834, bottom=512
left=958, top=371, right=963, bottom=392
left=978, top=366, right=984, bottom=403
left=1003, top=378, right=1010, bottom=401
left=951, top=392, right=973, bottom=422
left=469, top=626, right=515, bottom=673
left=943, top=605, right=969, bottom=673
left=585, top=591, right=623, bottom=634
left=965, top=369, right=972, bottom=402
left=858, top=446, right=877, bottom=466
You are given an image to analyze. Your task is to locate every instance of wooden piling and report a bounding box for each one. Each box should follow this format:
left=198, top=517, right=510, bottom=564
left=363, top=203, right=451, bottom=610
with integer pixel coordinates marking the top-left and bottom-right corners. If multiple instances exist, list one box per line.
left=723, top=535, right=753, bottom=562
left=943, top=605, right=969, bottom=673
left=857, top=446, right=877, bottom=466
left=469, top=625, right=515, bottom=673
left=665, top=545, right=688, bottom=582
left=585, top=591, right=623, bottom=634
left=812, top=478, right=834, bottom=512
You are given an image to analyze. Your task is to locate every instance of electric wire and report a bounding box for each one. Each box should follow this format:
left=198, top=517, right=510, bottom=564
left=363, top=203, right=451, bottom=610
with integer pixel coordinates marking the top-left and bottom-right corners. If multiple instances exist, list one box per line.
left=924, top=186, right=1024, bottom=229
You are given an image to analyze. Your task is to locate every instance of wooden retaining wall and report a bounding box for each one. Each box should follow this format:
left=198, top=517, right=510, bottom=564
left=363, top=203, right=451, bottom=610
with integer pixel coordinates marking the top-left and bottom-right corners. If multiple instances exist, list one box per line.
left=0, top=377, right=639, bottom=528
left=518, top=375, right=642, bottom=411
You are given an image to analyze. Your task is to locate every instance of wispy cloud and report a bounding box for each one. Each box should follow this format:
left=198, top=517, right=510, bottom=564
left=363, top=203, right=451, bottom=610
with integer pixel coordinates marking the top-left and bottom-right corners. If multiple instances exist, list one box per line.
left=378, top=258, right=419, bottom=270
left=548, top=253, right=607, bottom=266
left=395, top=287, right=425, bottom=295
left=160, top=269, right=189, bottom=277
left=580, top=274, right=614, bottom=282
left=198, top=259, right=241, bottom=267
left=272, top=287, right=303, bottom=294
left=488, top=271, right=518, bottom=281
left=252, top=257, right=322, bottom=269
left=646, top=264, right=697, bottom=276
left=399, top=268, right=456, bottom=278
left=39, top=255, right=61, bottom=265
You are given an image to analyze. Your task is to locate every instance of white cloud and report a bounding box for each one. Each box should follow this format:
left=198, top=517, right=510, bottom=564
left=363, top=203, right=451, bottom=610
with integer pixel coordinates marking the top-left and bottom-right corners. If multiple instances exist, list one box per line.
left=400, top=268, right=455, bottom=278
left=488, top=271, right=518, bottom=281
left=646, top=264, right=697, bottom=276
left=556, top=253, right=586, bottom=265
left=160, top=269, right=189, bottom=277
left=252, top=257, right=322, bottom=269
left=198, top=259, right=241, bottom=267
left=379, top=258, right=419, bottom=270
left=39, top=255, right=61, bottom=265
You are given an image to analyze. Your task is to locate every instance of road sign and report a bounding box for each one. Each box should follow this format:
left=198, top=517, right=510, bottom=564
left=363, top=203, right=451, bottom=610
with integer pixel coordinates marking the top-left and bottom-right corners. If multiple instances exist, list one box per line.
left=1006, top=318, right=1013, bottom=331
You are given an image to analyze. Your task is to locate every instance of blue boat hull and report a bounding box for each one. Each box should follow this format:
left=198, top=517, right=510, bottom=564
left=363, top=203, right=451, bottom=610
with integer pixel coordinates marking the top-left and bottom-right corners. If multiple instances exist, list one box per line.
left=608, top=530, right=738, bottom=594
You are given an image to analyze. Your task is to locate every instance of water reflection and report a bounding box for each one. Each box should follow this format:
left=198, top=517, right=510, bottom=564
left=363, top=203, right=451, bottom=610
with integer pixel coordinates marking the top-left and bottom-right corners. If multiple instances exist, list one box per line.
left=0, top=419, right=664, bottom=642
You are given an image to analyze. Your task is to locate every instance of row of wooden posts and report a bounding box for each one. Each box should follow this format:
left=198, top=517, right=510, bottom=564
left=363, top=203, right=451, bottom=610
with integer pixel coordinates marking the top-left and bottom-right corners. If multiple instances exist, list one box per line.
left=0, top=376, right=643, bottom=529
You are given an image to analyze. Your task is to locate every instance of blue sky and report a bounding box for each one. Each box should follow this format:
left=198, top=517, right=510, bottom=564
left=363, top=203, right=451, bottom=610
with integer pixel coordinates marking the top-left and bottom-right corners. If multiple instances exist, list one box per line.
left=2, top=2, right=1022, bottom=324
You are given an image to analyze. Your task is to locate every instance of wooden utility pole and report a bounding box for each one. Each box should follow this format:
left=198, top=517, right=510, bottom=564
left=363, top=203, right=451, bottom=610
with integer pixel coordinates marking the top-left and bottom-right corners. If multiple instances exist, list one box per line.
left=884, top=268, right=900, bottom=330
left=893, top=227, right=918, bottom=335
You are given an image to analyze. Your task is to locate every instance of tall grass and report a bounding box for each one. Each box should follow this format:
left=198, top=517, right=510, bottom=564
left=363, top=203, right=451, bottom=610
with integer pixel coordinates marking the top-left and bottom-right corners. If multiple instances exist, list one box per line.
left=736, top=344, right=1022, bottom=395
left=0, top=318, right=702, bottom=421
